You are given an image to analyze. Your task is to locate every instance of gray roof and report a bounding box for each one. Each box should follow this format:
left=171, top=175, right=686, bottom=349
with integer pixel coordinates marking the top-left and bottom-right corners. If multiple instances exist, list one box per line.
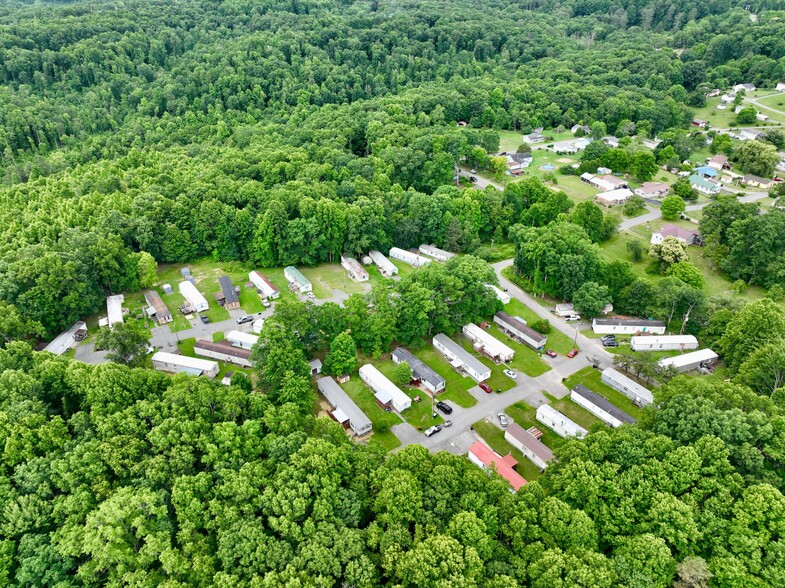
left=433, top=334, right=489, bottom=377
left=572, top=384, right=635, bottom=424
left=505, top=423, right=554, bottom=463
left=592, top=318, right=666, bottom=328
left=317, top=376, right=372, bottom=434
left=495, top=312, right=546, bottom=343
left=218, top=276, right=239, bottom=305
left=391, top=347, right=446, bottom=389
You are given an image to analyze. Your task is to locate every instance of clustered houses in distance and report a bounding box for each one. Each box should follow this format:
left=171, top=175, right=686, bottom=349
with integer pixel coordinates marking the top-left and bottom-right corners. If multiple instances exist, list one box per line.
left=591, top=318, right=666, bottom=335
left=43, top=322, right=88, bottom=356
left=179, top=281, right=209, bottom=312
left=658, top=349, right=719, bottom=373
left=462, top=323, right=515, bottom=363
left=418, top=244, right=455, bottom=262
left=389, top=247, right=431, bottom=268
left=215, top=276, right=240, bottom=309
left=369, top=250, right=398, bottom=276
left=193, top=339, right=252, bottom=367
left=340, top=254, right=369, bottom=282
left=284, top=266, right=312, bottom=293
left=536, top=404, right=587, bottom=439
left=494, top=312, right=547, bottom=350
left=359, top=364, right=412, bottom=413
left=391, top=347, right=446, bottom=394
left=467, top=441, right=527, bottom=492
left=432, top=333, right=491, bottom=383
left=317, top=376, right=373, bottom=437
left=249, top=271, right=280, bottom=299
left=504, top=423, right=554, bottom=471
left=630, top=335, right=698, bottom=352
left=485, top=284, right=510, bottom=304
left=144, top=290, right=172, bottom=325
left=601, top=368, right=653, bottom=407
left=571, top=384, right=636, bottom=428
left=152, top=352, right=219, bottom=378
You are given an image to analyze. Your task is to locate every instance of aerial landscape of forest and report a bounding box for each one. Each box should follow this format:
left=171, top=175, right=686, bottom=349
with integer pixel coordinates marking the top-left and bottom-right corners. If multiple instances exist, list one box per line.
left=1, top=0, right=785, bottom=586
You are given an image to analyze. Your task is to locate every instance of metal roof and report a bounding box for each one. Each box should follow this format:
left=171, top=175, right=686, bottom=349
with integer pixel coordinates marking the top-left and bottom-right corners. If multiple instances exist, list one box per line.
left=592, top=318, right=665, bottom=328
left=505, top=423, right=554, bottom=463
left=572, top=384, right=635, bottom=424
left=391, top=347, right=446, bottom=389
left=218, top=276, right=239, bottom=305
left=432, top=334, right=490, bottom=378
left=317, top=376, right=372, bottom=435
left=193, top=339, right=252, bottom=360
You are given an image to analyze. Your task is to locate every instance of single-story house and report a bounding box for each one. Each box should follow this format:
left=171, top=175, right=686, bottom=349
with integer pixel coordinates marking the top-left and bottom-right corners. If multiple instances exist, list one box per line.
left=720, top=94, right=735, bottom=104
left=735, top=129, right=765, bottom=141
left=571, top=384, right=635, bottom=428
left=634, top=182, right=670, bottom=198
left=733, top=83, right=756, bottom=93
left=317, top=376, right=372, bottom=437
left=596, top=188, right=633, bottom=207
left=144, top=290, right=172, bottom=324
left=602, top=136, right=620, bottom=148
left=743, top=175, right=774, bottom=189
left=689, top=174, right=721, bottom=195
left=494, top=312, right=547, bottom=350
left=249, top=270, right=280, bottom=299
left=193, top=339, right=253, bottom=368
left=462, top=323, right=515, bottom=363
left=504, top=423, right=554, bottom=471
left=571, top=124, right=591, bottom=134
left=391, top=347, right=446, bottom=394
left=691, top=119, right=708, bottom=128
left=506, top=153, right=532, bottom=172
left=340, top=255, right=369, bottom=282
left=695, top=165, right=719, bottom=179
left=592, top=318, right=666, bottom=335
left=433, top=333, right=491, bottom=382
left=756, top=113, right=769, bottom=122
left=216, top=276, right=240, bottom=309
left=467, top=441, right=527, bottom=492
left=581, top=173, right=628, bottom=192
left=523, top=131, right=545, bottom=144
left=707, top=154, right=731, bottom=171
left=650, top=223, right=702, bottom=246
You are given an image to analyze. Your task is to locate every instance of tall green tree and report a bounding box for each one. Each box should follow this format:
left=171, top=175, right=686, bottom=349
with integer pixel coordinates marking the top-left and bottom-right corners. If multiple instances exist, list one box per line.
left=94, top=319, right=150, bottom=367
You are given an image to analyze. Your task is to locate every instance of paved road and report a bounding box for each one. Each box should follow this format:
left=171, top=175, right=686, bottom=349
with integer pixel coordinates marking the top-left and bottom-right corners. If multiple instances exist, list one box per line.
left=744, top=92, right=785, bottom=118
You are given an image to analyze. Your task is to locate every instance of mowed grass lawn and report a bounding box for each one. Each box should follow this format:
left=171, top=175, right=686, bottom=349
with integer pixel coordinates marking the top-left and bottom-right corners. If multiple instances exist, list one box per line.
left=472, top=420, right=542, bottom=483
left=563, top=366, right=643, bottom=420
left=456, top=335, right=516, bottom=392
left=504, top=401, right=566, bottom=451
left=300, top=263, right=371, bottom=299
left=504, top=299, right=576, bottom=355
left=373, top=359, right=446, bottom=429
left=544, top=391, right=603, bottom=430
left=485, top=322, right=551, bottom=377
left=340, top=375, right=402, bottom=452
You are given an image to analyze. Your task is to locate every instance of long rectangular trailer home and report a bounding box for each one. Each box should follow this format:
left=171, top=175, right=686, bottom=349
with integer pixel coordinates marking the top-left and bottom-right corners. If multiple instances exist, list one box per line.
left=340, top=255, right=369, bottom=282
left=369, top=250, right=398, bottom=276
left=179, top=281, right=209, bottom=312
left=504, top=423, right=554, bottom=471
left=462, top=323, right=515, bottom=363
left=536, top=404, right=587, bottom=439
left=217, top=276, right=240, bottom=309
left=249, top=271, right=280, bottom=299
left=284, top=266, right=312, bottom=293
left=432, top=333, right=491, bottom=383
left=389, top=247, right=431, bottom=268
left=359, top=364, right=412, bottom=413
left=43, top=321, right=87, bottom=356
left=630, top=335, right=698, bottom=352
left=591, top=318, right=666, bottom=335
left=418, top=244, right=456, bottom=262
left=106, top=294, right=125, bottom=327
left=485, top=284, right=510, bottom=305
left=601, top=368, right=653, bottom=407
left=391, top=347, right=446, bottom=394
left=494, top=312, right=547, bottom=350
left=317, top=376, right=373, bottom=437
left=658, top=349, right=719, bottom=373
left=193, top=339, right=253, bottom=367
left=225, top=330, right=259, bottom=350
left=151, top=352, right=219, bottom=378
left=144, top=290, right=172, bottom=324
left=571, top=384, right=635, bottom=428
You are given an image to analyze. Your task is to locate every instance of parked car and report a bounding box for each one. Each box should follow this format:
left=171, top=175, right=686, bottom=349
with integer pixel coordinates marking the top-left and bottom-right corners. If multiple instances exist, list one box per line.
left=199, top=315, right=210, bottom=325
left=602, top=340, right=619, bottom=348
left=443, top=419, right=453, bottom=427
left=567, top=349, right=579, bottom=358
left=503, top=369, right=517, bottom=379
left=261, top=299, right=271, bottom=308
left=469, top=176, right=478, bottom=182
left=600, top=335, right=616, bottom=343
left=470, top=168, right=477, bottom=173
left=498, top=413, right=509, bottom=427
left=479, top=382, right=493, bottom=393
left=563, top=314, right=581, bottom=321
left=436, top=401, right=453, bottom=415
left=545, top=349, right=557, bottom=357
left=424, top=425, right=442, bottom=437
left=236, top=315, right=253, bottom=324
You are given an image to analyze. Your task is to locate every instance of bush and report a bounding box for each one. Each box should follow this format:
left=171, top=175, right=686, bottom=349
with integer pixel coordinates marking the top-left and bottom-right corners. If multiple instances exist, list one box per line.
left=530, top=319, right=551, bottom=334
left=375, top=421, right=390, bottom=434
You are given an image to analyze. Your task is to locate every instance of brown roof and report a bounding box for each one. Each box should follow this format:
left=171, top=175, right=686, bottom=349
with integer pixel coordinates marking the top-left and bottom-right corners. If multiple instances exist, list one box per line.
left=505, top=423, right=555, bottom=463
left=709, top=154, right=728, bottom=165
left=193, top=339, right=252, bottom=360
left=659, top=223, right=699, bottom=240
left=144, top=290, right=171, bottom=318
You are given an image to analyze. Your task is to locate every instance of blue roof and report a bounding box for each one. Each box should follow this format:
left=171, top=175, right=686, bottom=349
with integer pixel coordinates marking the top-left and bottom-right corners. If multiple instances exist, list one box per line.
left=695, top=165, right=718, bottom=177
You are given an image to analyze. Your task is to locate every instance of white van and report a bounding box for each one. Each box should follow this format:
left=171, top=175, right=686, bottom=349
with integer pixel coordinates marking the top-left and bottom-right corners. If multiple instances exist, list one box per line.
left=563, top=314, right=581, bottom=321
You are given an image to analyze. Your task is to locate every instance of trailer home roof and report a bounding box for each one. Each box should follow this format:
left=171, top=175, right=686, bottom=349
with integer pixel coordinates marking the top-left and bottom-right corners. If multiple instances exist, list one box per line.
left=572, top=384, right=636, bottom=424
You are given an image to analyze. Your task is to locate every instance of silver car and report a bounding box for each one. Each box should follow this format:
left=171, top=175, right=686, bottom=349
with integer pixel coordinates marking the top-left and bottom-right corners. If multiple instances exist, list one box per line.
left=498, top=413, right=509, bottom=427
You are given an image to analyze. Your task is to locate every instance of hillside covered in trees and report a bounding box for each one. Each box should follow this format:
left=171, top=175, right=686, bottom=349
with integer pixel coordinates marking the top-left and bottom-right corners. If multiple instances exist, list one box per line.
left=2, top=0, right=785, bottom=586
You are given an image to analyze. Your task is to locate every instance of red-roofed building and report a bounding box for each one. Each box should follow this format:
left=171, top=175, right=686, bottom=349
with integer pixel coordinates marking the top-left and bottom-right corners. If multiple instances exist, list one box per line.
left=467, top=441, right=527, bottom=491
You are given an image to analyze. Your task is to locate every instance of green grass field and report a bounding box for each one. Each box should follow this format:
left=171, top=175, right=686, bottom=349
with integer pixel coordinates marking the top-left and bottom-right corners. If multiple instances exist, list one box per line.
left=406, top=343, right=483, bottom=407
left=563, top=366, right=643, bottom=419
left=547, top=395, right=602, bottom=430
left=472, top=420, right=542, bottom=483
left=757, top=93, right=785, bottom=110
left=485, top=322, right=551, bottom=377
left=372, top=359, right=446, bottom=428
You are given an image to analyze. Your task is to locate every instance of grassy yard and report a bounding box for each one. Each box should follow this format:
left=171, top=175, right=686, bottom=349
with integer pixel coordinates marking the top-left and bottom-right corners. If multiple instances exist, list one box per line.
left=563, top=366, right=643, bottom=419
left=372, top=359, right=446, bottom=429
left=548, top=395, right=603, bottom=430
left=407, top=343, right=483, bottom=407
left=472, top=420, right=542, bottom=483
left=757, top=93, right=785, bottom=110
left=456, top=335, right=517, bottom=392
left=504, top=299, right=576, bottom=355
left=211, top=331, right=224, bottom=342
left=504, top=401, right=566, bottom=450
left=340, top=375, right=402, bottom=451
left=485, top=322, right=551, bottom=377
left=300, top=263, right=371, bottom=299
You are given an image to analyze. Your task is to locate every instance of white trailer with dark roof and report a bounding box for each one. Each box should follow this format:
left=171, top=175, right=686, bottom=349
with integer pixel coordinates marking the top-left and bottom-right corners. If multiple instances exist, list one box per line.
left=571, top=384, right=635, bottom=428
left=391, top=347, right=446, bottom=393
left=249, top=271, right=280, bottom=299
left=317, top=376, right=373, bottom=436
left=536, top=404, right=587, bottom=439
left=601, top=368, right=653, bottom=406
left=494, top=312, right=547, bottom=350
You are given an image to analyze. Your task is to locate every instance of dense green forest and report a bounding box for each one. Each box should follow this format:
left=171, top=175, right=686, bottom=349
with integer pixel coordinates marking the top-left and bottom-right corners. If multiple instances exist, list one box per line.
left=2, top=0, right=785, bottom=586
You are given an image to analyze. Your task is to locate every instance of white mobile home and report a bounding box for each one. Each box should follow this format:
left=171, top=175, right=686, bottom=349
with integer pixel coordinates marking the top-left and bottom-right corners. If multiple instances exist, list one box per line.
left=193, top=340, right=253, bottom=368
left=369, top=250, right=398, bottom=276
left=432, top=333, right=491, bottom=383
left=601, top=368, right=653, bottom=407
left=340, top=255, right=369, bottom=282
left=252, top=319, right=265, bottom=334
left=571, top=384, right=635, bottom=428
left=226, top=330, right=259, bottom=350
left=494, top=312, right=547, bottom=350
left=536, top=404, right=587, bottom=439
left=43, top=321, right=87, bottom=356
left=284, top=266, right=312, bottom=293
left=658, top=349, right=719, bottom=373
left=462, top=323, right=515, bottom=363
left=391, top=347, right=446, bottom=393
left=418, top=244, right=456, bottom=262
left=591, top=318, right=666, bottom=335
left=249, top=271, right=280, bottom=299
left=359, top=364, right=412, bottom=413
left=179, top=281, right=209, bottom=312
left=317, top=376, right=373, bottom=436
left=144, top=290, right=172, bottom=324
left=485, top=284, right=510, bottom=305
left=151, top=352, right=219, bottom=378
left=106, top=294, right=125, bottom=327
left=504, top=423, right=554, bottom=471
left=389, top=247, right=431, bottom=268
left=630, top=335, right=698, bottom=352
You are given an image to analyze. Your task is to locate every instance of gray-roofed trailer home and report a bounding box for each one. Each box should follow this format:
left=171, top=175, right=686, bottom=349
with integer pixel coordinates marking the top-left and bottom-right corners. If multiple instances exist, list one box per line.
left=432, top=334, right=491, bottom=382
left=494, top=312, right=547, bottom=350
left=43, top=321, right=88, bottom=356
left=317, top=376, right=373, bottom=437
left=591, top=318, right=666, bottom=335
left=571, top=384, right=635, bottom=428
left=391, top=347, right=446, bottom=393
left=601, top=368, right=653, bottom=407
left=504, top=423, right=554, bottom=471
left=216, top=276, right=240, bottom=309
left=418, top=244, right=456, bottom=262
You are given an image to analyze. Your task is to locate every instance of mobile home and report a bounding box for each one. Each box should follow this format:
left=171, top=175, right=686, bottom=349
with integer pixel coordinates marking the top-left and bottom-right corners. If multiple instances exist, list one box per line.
left=144, top=290, right=172, bottom=324
left=317, top=376, right=373, bottom=436
left=284, top=266, right=312, bottom=293
left=571, top=384, right=635, bottom=428
left=389, top=247, right=431, bottom=268
left=151, top=352, right=219, bottom=378
left=536, top=404, right=587, bottom=439
left=462, top=323, right=515, bottom=363
left=630, top=335, right=698, bottom=352
left=359, top=364, right=412, bottom=412
left=216, top=276, right=240, bottom=309
left=494, top=312, right=547, bottom=350
left=193, top=339, right=253, bottom=367
left=106, top=295, right=125, bottom=327
left=432, top=333, right=491, bottom=383
left=418, top=244, right=456, bottom=262
left=467, top=442, right=527, bottom=492
left=340, top=255, right=370, bottom=282
left=179, top=281, right=209, bottom=312
left=600, top=368, right=653, bottom=406
left=658, top=349, right=719, bottom=373
left=369, top=250, right=398, bottom=276
left=249, top=271, right=280, bottom=299
left=225, top=330, right=259, bottom=350
left=391, top=347, right=446, bottom=393
left=504, top=423, right=554, bottom=471
left=485, top=284, right=510, bottom=304
left=591, top=318, right=666, bottom=335
left=43, top=322, right=87, bottom=356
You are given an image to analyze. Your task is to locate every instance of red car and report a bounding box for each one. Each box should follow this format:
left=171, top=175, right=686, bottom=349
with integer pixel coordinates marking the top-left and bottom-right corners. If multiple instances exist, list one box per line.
left=479, top=382, right=493, bottom=393
left=567, top=349, right=579, bottom=358
left=544, top=349, right=557, bottom=358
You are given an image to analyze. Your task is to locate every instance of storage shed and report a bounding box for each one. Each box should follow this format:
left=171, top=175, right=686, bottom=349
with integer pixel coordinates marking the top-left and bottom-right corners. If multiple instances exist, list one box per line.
left=193, top=339, right=253, bottom=367
left=658, top=349, right=719, bottom=373
left=317, top=376, right=373, bottom=436
left=432, top=334, right=491, bottom=383
left=369, top=250, right=398, bottom=276
left=179, top=281, right=209, bottom=312
left=151, top=352, right=219, bottom=378
left=536, top=404, right=587, bottom=439
left=601, top=368, right=653, bottom=406
left=494, top=312, right=547, bottom=350
left=359, top=364, right=412, bottom=413
left=226, top=330, right=259, bottom=350
left=571, top=384, right=635, bottom=428
left=630, top=335, right=698, bottom=352
left=462, top=323, right=515, bottom=363
left=591, top=318, right=666, bottom=335
left=504, top=423, right=554, bottom=471
left=391, top=347, right=446, bottom=393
